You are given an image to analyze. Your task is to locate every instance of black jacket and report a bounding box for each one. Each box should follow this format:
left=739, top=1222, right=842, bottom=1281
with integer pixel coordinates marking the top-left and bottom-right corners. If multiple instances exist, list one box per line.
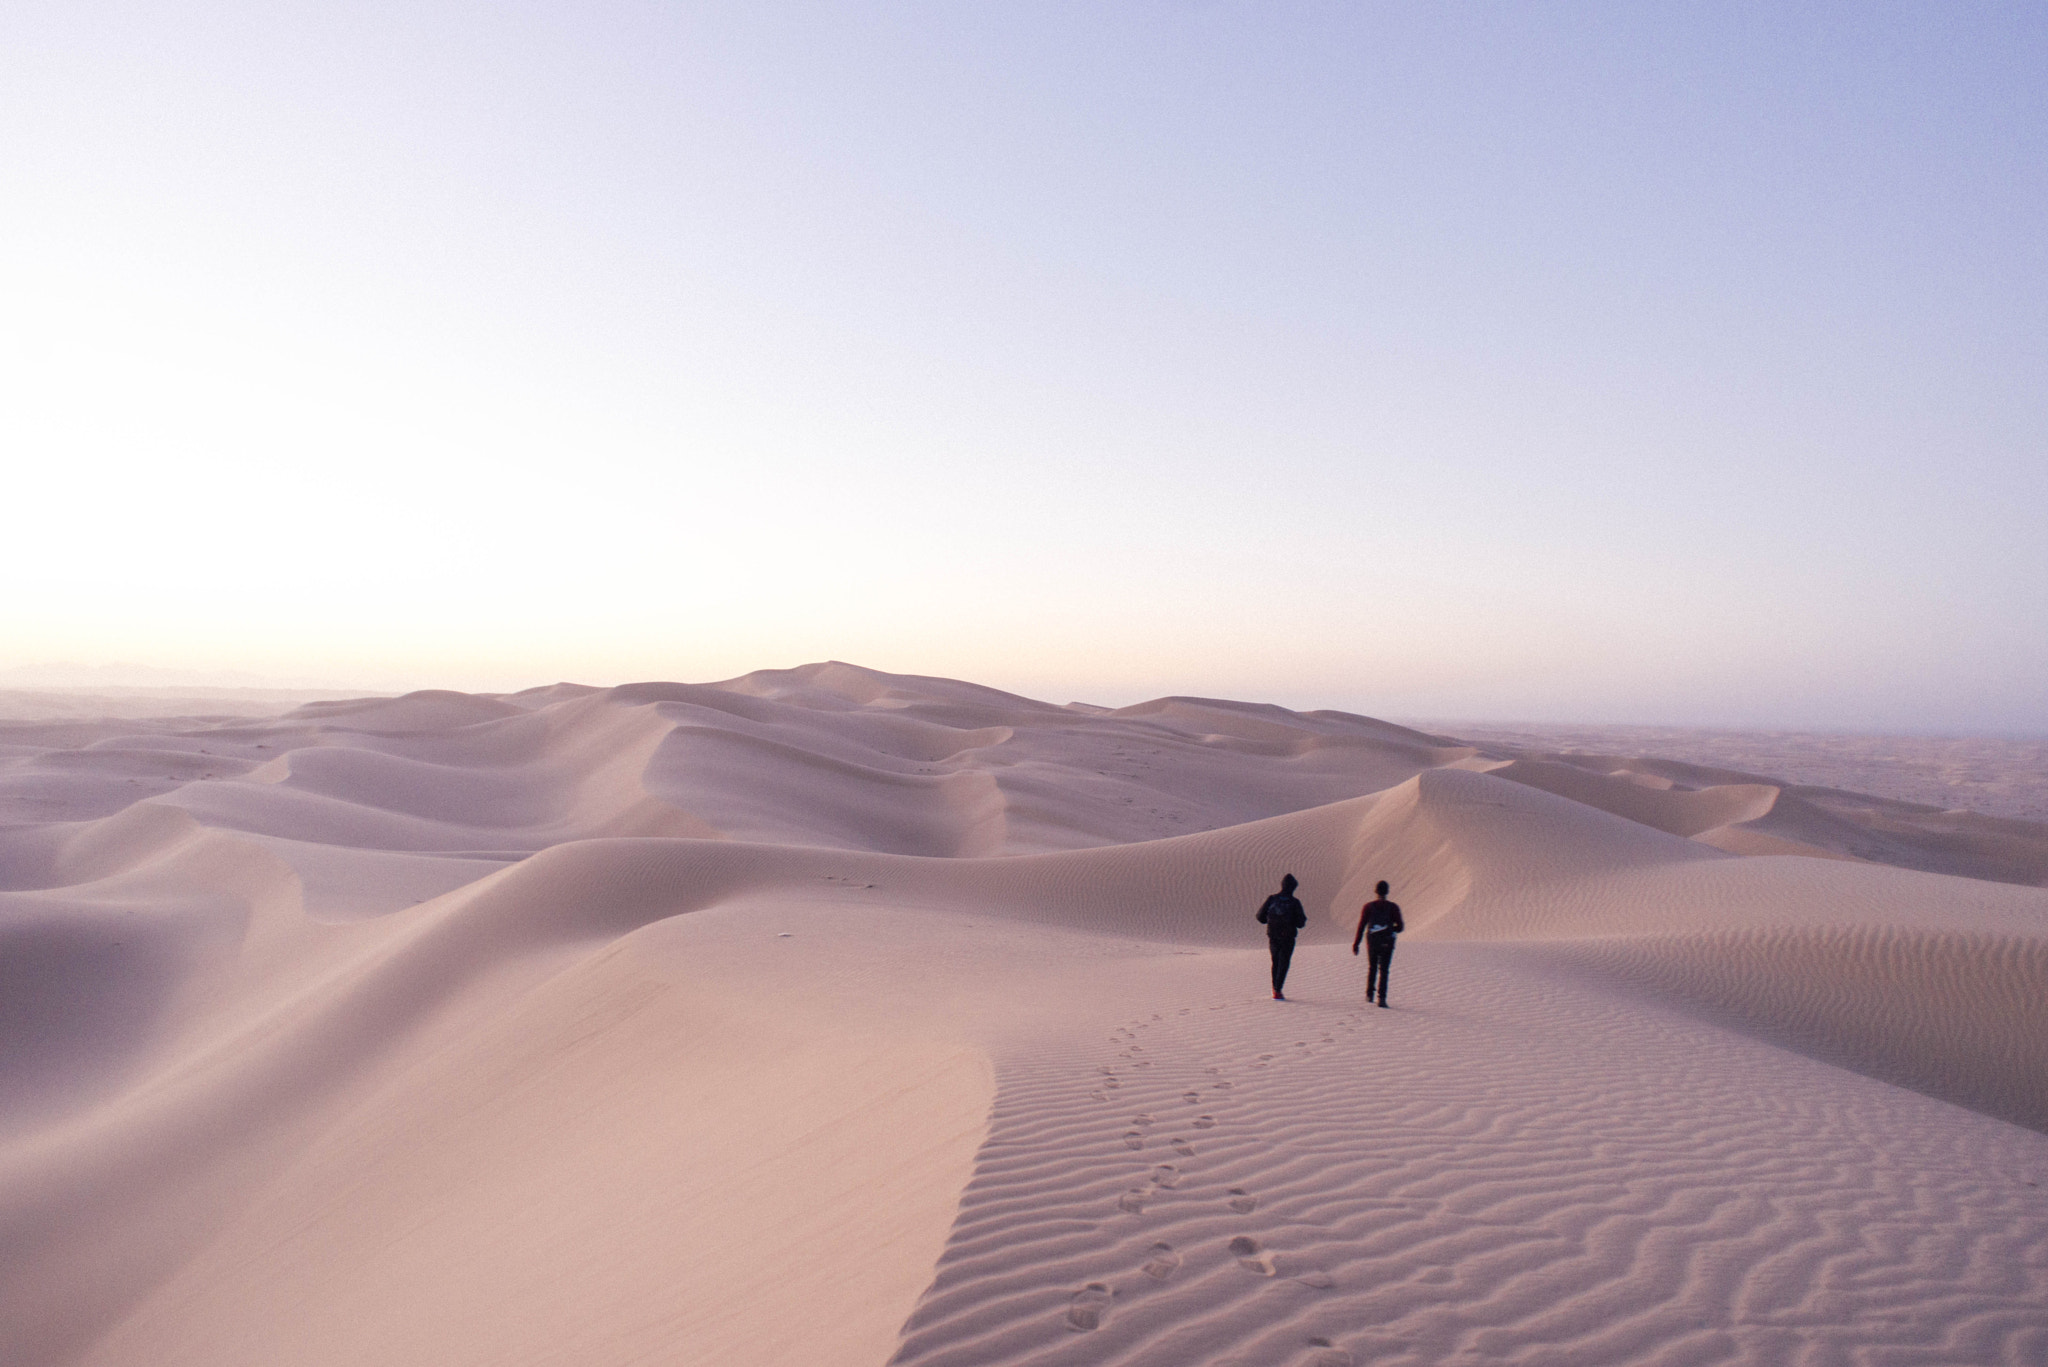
left=1256, top=893, right=1307, bottom=942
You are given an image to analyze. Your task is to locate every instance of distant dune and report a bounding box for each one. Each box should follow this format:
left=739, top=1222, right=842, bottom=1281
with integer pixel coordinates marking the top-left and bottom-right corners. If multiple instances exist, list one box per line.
left=2, top=663, right=2043, bottom=1366
left=0, top=686, right=390, bottom=722
left=1425, top=718, right=2048, bottom=825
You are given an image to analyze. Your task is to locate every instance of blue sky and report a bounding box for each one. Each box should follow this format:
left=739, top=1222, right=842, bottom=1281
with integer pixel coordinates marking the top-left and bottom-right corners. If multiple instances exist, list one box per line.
left=4, top=3, right=2043, bottom=728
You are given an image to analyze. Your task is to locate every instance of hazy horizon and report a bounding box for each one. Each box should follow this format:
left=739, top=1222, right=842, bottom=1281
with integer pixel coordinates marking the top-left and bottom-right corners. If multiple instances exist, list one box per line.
left=6, top=3, right=2043, bottom=732
left=6, top=656, right=2047, bottom=740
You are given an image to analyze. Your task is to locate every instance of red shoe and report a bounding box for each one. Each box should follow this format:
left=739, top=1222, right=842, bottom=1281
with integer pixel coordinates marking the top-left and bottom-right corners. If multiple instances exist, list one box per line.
left=1273, top=991, right=1285, bottom=1001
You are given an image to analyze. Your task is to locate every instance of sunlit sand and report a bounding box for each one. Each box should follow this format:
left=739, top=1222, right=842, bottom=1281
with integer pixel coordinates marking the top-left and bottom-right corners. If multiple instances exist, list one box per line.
left=3, top=663, right=2044, bottom=1365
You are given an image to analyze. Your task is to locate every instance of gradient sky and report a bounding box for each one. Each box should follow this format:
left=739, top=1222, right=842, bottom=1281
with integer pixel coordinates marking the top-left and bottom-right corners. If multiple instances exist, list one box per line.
left=4, top=2, right=2043, bottom=728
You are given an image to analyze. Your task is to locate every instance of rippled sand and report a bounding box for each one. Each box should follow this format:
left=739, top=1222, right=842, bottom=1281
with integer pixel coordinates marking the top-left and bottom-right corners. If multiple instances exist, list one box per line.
left=3, top=664, right=2043, bottom=1366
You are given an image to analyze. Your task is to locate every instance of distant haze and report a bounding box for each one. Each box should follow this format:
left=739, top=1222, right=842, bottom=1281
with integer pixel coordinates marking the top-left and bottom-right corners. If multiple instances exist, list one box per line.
left=5, top=3, right=2043, bottom=730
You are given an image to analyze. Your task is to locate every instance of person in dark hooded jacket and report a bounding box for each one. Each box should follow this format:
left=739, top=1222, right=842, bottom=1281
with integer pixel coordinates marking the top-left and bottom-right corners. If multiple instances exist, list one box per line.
left=1255, top=874, right=1308, bottom=1000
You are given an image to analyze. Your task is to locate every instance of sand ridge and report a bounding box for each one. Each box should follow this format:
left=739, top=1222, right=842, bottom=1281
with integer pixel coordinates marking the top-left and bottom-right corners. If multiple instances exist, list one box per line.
left=1, top=661, right=2044, bottom=1365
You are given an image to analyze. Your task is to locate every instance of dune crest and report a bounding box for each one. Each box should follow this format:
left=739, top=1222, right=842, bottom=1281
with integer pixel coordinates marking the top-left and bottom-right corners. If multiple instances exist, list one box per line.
left=1, top=662, right=2043, bottom=1366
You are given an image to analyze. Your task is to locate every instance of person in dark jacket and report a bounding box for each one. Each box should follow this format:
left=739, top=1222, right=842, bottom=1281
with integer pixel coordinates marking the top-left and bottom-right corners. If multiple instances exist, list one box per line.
left=1256, top=874, right=1308, bottom=1000
left=1351, top=880, right=1404, bottom=1007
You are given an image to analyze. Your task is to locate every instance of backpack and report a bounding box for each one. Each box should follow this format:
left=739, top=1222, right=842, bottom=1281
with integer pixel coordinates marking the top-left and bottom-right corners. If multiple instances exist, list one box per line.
left=1259, top=894, right=1303, bottom=933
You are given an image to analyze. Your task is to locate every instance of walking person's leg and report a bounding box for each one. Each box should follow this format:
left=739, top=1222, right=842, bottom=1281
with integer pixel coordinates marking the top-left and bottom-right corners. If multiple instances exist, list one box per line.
left=1369, top=935, right=1395, bottom=1006
left=1271, top=939, right=1295, bottom=999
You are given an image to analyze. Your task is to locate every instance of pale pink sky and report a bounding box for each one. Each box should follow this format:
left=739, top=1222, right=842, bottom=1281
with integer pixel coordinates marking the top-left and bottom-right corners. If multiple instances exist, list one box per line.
left=4, top=3, right=2043, bottom=729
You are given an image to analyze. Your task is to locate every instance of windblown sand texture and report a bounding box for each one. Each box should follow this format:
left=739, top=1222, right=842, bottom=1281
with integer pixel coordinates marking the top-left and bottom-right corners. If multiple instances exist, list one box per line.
left=1430, top=721, right=2048, bottom=827
left=2, top=662, right=2044, bottom=1365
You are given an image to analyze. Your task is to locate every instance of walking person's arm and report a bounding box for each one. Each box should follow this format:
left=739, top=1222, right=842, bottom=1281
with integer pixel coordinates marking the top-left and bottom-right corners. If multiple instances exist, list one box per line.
left=1352, top=905, right=1367, bottom=954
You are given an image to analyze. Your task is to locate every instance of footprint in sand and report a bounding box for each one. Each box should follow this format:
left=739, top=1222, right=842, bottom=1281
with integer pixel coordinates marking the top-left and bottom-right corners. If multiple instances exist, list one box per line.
left=1307, top=1338, right=1353, bottom=1365
left=1213, top=1080, right=1233, bottom=1090
left=1123, top=1131, right=1145, bottom=1150
left=1142, top=1243, right=1182, bottom=1280
left=1181, top=1091, right=1200, bottom=1104
left=1151, top=1165, right=1180, bottom=1189
left=1117, top=1188, right=1148, bottom=1214
left=1228, top=1235, right=1276, bottom=1276
left=1130, top=1113, right=1154, bottom=1126
left=1228, top=1187, right=1257, bottom=1213
left=1172, top=1137, right=1195, bottom=1156
left=1193, top=1114, right=1217, bottom=1129
left=1104, top=1078, right=1122, bottom=1089
left=1090, top=1090, right=1107, bottom=1101
left=1065, top=1283, right=1113, bottom=1331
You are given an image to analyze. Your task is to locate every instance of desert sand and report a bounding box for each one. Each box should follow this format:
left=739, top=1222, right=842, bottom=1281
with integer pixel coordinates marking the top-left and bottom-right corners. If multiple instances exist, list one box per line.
left=1418, top=720, right=2048, bottom=827
left=2, top=662, right=2044, bottom=1366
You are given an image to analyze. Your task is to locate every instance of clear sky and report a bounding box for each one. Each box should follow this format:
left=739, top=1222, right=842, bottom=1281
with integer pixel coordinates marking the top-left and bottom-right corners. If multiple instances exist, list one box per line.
left=4, top=2, right=2043, bottom=729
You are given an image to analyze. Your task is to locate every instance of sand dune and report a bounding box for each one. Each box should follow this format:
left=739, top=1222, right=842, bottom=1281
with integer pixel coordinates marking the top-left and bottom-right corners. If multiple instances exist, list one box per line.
left=1434, top=721, right=2048, bottom=825
left=1, top=662, right=2044, bottom=1365
left=1475, top=744, right=2048, bottom=886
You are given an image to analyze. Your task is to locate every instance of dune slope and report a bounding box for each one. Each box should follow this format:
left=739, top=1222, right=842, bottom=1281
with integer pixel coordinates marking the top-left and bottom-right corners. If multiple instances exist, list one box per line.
left=0, top=662, right=2042, bottom=1367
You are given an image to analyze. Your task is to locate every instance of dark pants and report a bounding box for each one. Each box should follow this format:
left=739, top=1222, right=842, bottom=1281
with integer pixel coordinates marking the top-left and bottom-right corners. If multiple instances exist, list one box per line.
left=1365, top=932, right=1395, bottom=1002
left=1269, top=937, right=1297, bottom=994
